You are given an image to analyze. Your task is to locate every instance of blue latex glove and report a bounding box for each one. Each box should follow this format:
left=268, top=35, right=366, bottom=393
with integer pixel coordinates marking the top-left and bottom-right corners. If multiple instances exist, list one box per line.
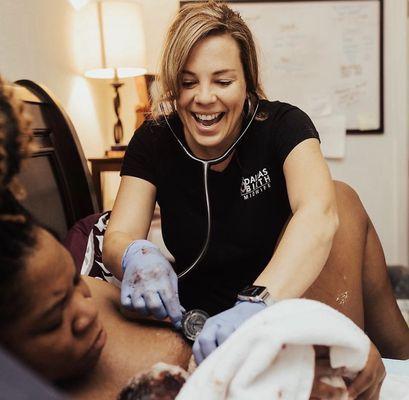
left=121, top=239, right=183, bottom=328
left=193, top=300, right=266, bottom=364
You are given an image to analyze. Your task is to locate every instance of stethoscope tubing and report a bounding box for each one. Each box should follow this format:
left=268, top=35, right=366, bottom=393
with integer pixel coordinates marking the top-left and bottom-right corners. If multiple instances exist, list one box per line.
left=160, top=99, right=259, bottom=279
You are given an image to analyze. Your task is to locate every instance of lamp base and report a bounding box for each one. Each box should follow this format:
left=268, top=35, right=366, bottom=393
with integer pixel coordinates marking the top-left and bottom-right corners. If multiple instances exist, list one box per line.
left=111, top=144, right=127, bottom=151
left=105, top=144, right=127, bottom=158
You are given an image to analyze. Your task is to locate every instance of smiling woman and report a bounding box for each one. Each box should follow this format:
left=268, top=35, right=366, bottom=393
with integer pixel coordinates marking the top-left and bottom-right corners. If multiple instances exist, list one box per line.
left=102, top=1, right=408, bottom=398
left=177, top=34, right=247, bottom=160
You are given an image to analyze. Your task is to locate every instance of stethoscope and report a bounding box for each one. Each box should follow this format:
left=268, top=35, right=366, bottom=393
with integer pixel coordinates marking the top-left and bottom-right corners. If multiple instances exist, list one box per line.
left=159, top=96, right=260, bottom=280
left=158, top=97, right=259, bottom=340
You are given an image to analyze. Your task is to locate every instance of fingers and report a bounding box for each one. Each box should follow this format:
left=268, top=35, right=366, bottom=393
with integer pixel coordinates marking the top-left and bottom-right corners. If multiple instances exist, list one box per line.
left=215, top=324, right=235, bottom=347
left=193, top=323, right=218, bottom=365
left=315, top=359, right=346, bottom=379
left=310, top=379, right=347, bottom=400
left=120, top=255, right=183, bottom=324
left=120, top=286, right=133, bottom=309
left=122, top=281, right=182, bottom=324
left=312, top=357, right=347, bottom=400
left=193, top=323, right=237, bottom=365
left=159, top=284, right=183, bottom=328
left=347, top=344, right=385, bottom=400
left=143, top=291, right=167, bottom=320
left=121, top=277, right=142, bottom=310
left=347, top=369, right=385, bottom=400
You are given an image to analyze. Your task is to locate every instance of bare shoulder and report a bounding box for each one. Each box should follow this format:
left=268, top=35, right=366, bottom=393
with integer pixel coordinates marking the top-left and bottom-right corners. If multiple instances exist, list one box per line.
left=83, top=276, right=120, bottom=308
left=65, top=277, right=192, bottom=400
left=83, top=276, right=191, bottom=356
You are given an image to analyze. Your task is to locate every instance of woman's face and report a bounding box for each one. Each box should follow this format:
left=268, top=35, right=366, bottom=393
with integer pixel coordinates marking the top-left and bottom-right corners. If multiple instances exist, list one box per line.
left=177, top=33, right=247, bottom=159
left=1, top=228, right=106, bottom=382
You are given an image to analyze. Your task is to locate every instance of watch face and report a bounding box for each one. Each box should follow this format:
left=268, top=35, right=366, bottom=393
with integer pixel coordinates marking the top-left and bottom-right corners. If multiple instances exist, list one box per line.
left=239, top=285, right=266, bottom=297
left=181, top=309, right=209, bottom=341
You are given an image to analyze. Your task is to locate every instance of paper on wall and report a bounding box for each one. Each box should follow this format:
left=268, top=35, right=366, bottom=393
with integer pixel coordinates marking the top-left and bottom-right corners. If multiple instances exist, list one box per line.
left=312, top=114, right=346, bottom=159
left=305, top=93, right=333, bottom=118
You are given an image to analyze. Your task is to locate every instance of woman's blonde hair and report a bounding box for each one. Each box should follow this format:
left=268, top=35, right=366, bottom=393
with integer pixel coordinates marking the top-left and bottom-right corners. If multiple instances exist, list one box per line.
left=151, top=0, right=266, bottom=118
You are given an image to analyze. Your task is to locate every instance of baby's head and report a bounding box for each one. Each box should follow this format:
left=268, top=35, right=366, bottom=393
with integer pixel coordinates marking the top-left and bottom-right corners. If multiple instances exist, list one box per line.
left=118, top=363, right=189, bottom=400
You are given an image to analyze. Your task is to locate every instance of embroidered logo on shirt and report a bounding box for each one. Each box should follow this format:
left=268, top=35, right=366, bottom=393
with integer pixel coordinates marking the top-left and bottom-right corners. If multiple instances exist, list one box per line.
left=240, top=168, right=271, bottom=200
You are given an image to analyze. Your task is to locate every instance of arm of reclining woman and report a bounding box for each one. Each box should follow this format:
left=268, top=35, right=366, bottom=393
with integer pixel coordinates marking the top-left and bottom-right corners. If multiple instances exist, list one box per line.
left=102, top=176, right=184, bottom=327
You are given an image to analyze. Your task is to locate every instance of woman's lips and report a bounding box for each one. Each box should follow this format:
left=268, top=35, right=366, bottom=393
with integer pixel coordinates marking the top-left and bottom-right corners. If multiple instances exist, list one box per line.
left=191, top=112, right=224, bottom=126
left=190, top=112, right=225, bottom=134
left=84, top=328, right=107, bottom=360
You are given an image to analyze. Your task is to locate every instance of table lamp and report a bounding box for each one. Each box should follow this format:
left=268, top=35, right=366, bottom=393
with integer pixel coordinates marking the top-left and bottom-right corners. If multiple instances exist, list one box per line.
left=79, top=0, right=147, bottom=150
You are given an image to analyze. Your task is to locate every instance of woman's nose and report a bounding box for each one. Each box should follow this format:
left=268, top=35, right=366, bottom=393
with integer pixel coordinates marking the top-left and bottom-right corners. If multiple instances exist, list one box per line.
left=194, top=84, right=216, bottom=105
left=72, top=293, right=99, bottom=336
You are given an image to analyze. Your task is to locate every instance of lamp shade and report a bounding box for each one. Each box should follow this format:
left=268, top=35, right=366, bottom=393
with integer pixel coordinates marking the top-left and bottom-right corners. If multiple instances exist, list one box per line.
left=79, top=0, right=147, bottom=79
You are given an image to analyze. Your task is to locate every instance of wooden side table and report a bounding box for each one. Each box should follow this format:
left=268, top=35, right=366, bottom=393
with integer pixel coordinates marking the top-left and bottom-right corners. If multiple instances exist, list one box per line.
left=88, top=157, right=123, bottom=211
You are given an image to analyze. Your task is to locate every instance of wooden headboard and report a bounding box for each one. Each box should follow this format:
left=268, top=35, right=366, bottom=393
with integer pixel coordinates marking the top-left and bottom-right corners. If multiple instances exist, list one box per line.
left=14, top=80, right=99, bottom=239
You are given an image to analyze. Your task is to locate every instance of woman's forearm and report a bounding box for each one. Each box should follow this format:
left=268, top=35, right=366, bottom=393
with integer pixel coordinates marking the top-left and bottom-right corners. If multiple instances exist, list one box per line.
left=102, top=231, right=146, bottom=280
left=102, top=176, right=157, bottom=279
left=254, top=206, right=339, bottom=299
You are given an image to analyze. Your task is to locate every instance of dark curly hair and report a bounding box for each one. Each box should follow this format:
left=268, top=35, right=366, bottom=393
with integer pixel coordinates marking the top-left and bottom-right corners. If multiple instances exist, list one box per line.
left=0, top=76, right=36, bottom=328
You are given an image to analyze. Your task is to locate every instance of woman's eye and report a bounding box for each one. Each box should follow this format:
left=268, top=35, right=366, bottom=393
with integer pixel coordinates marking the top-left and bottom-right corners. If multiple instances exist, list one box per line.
left=181, top=81, right=196, bottom=88
left=217, top=80, right=233, bottom=86
left=42, top=318, right=63, bottom=333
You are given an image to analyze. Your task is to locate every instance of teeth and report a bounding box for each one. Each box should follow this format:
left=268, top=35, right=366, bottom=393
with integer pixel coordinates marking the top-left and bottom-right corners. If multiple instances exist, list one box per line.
left=194, top=112, right=221, bottom=121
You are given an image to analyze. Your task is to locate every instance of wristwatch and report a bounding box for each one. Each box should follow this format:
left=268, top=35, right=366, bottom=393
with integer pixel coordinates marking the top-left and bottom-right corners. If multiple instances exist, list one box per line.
left=237, top=285, right=276, bottom=306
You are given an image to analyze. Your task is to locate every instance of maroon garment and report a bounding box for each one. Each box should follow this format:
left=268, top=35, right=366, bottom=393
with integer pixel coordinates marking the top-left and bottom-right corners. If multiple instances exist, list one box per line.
left=63, top=211, right=111, bottom=281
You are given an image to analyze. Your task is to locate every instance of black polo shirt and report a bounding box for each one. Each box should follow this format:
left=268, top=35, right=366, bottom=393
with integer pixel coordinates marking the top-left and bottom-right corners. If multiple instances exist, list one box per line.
left=121, top=100, right=320, bottom=315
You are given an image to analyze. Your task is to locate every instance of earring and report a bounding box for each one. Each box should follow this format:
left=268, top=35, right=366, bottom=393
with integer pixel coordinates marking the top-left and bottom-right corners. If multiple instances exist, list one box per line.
left=244, top=93, right=252, bottom=119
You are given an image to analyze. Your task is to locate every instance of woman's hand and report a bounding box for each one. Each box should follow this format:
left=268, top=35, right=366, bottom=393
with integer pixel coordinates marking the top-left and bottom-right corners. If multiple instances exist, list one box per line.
left=346, top=342, right=385, bottom=399
left=310, top=346, right=348, bottom=400
left=193, top=300, right=266, bottom=364
left=311, top=343, right=385, bottom=400
left=120, top=240, right=183, bottom=328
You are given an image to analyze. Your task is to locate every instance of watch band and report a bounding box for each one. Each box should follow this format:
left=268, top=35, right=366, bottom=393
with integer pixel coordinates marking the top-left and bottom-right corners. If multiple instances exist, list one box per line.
left=237, top=285, right=277, bottom=307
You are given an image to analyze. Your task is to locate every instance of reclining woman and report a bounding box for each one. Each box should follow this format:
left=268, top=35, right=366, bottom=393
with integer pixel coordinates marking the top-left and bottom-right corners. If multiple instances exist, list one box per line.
left=0, top=78, right=192, bottom=399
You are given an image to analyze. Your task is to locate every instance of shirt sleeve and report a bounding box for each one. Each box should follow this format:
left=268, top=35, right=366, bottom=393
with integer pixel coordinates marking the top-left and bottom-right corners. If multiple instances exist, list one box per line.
left=120, top=122, right=158, bottom=186
left=273, top=106, right=320, bottom=166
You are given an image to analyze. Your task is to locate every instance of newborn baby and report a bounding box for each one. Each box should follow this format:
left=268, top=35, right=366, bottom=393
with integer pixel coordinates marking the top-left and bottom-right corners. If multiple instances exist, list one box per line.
left=118, top=363, right=189, bottom=400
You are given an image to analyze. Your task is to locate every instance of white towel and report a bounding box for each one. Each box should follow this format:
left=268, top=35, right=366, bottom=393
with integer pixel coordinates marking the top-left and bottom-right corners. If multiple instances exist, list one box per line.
left=177, top=299, right=371, bottom=400
left=381, top=374, right=409, bottom=399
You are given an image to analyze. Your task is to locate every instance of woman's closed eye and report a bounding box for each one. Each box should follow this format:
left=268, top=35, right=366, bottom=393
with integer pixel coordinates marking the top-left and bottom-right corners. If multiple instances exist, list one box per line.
left=181, top=80, right=197, bottom=88
left=41, top=317, right=63, bottom=333
left=217, top=80, right=233, bottom=86
left=181, top=79, right=233, bottom=88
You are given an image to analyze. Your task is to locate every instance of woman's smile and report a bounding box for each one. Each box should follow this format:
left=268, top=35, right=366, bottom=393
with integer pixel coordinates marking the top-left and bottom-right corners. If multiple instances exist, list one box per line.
left=190, top=111, right=226, bottom=133
left=177, top=33, right=247, bottom=159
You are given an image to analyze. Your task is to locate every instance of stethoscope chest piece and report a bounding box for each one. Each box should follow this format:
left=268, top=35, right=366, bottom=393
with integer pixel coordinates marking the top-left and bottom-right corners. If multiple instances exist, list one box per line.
left=181, top=309, right=209, bottom=341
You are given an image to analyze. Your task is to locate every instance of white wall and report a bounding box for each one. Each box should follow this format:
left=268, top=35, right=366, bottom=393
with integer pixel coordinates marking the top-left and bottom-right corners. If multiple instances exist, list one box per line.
left=0, top=0, right=109, bottom=158
left=101, top=0, right=179, bottom=207
left=327, top=0, right=408, bottom=267
left=117, top=0, right=179, bottom=145
left=0, top=0, right=407, bottom=266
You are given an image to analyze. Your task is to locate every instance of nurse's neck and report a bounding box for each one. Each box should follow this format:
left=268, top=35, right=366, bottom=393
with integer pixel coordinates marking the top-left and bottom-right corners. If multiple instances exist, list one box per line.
left=210, top=152, right=235, bottom=172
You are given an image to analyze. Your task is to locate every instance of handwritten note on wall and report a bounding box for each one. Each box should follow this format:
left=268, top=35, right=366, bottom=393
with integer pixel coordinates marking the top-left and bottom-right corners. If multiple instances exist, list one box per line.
left=231, top=1, right=381, bottom=133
